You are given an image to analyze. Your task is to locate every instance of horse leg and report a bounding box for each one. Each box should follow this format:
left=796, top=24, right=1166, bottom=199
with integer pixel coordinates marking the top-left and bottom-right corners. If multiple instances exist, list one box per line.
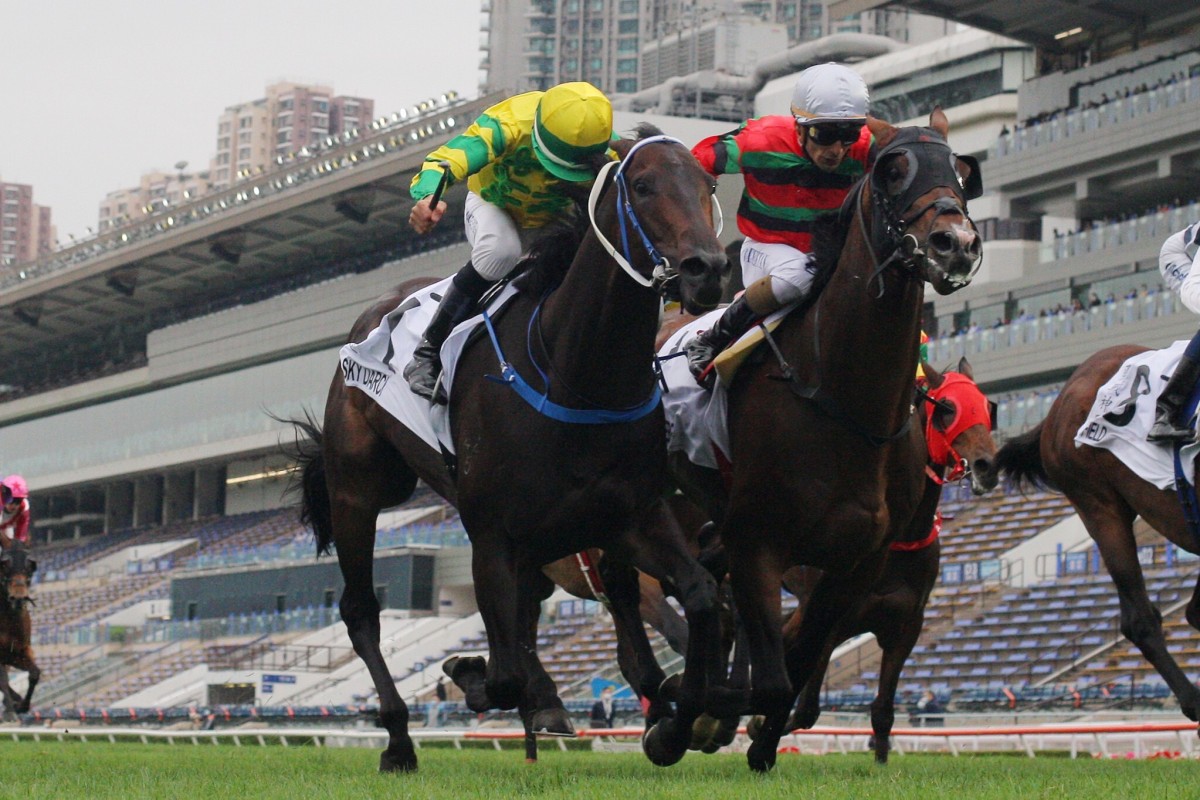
left=17, top=609, right=37, bottom=713
left=639, top=574, right=689, bottom=656
left=0, top=665, right=15, bottom=722
left=8, top=645, right=39, bottom=715
left=631, top=499, right=722, bottom=767
left=702, top=588, right=746, bottom=753
left=332, top=499, right=415, bottom=773
left=757, top=554, right=882, bottom=773
left=724, top=537, right=792, bottom=773
left=865, top=623, right=921, bottom=766
left=599, top=556, right=672, bottom=728
left=1089, top=508, right=1200, bottom=721
left=461, top=529, right=526, bottom=712
left=519, top=564, right=573, bottom=737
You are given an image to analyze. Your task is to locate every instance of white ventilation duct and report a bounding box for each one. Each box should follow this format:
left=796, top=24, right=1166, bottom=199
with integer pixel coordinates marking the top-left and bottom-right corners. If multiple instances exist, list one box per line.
left=615, top=33, right=904, bottom=114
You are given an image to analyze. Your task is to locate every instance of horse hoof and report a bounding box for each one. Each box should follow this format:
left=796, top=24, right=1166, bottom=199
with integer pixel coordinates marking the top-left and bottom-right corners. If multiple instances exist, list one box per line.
left=379, top=749, right=418, bottom=773
left=444, top=655, right=491, bottom=712
left=443, top=655, right=486, bottom=681
left=658, top=673, right=683, bottom=703
left=643, top=721, right=686, bottom=767
left=746, top=740, right=777, bottom=773
left=746, top=715, right=764, bottom=741
left=711, top=719, right=739, bottom=750
left=787, top=705, right=820, bottom=731
left=531, top=708, right=575, bottom=737
left=689, top=713, right=720, bottom=751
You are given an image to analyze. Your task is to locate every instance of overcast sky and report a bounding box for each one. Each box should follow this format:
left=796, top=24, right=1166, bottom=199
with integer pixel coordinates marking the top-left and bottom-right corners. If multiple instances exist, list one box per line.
left=1, top=0, right=484, bottom=243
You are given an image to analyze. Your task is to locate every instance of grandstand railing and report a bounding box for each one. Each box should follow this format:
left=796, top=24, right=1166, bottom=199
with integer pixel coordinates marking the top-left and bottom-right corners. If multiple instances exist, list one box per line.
left=1040, top=202, right=1200, bottom=264
left=182, top=520, right=469, bottom=571
left=1036, top=541, right=1200, bottom=581
left=929, top=292, right=1180, bottom=368
left=990, top=76, right=1200, bottom=161
left=206, top=643, right=355, bottom=673
left=7, top=720, right=1197, bottom=759
left=37, top=606, right=342, bottom=647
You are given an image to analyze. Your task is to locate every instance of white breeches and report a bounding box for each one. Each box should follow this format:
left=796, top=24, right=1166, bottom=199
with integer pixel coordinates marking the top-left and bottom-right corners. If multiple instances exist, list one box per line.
left=464, top=192, right=534, bottom=281
left=739, top=238, right=815, bottom=306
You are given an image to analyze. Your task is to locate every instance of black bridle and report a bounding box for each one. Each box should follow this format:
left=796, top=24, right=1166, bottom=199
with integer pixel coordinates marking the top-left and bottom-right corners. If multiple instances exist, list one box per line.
left=858, top=127, right=983, bottom=295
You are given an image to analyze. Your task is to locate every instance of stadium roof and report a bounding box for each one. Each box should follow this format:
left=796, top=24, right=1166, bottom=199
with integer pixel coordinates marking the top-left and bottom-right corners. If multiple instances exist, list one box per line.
left=0, top=95, right=496, bottom=371
left=827, top=0, right=1200, bottom=53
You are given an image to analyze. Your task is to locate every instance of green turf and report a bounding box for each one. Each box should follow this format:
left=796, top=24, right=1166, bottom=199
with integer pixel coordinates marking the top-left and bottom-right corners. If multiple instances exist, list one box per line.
left=0, top=741, right=1197, bottom=799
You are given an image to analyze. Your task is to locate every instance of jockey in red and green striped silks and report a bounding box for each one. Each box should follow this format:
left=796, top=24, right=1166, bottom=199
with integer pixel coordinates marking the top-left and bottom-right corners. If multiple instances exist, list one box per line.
left=685, top=63, right=876, bottom=389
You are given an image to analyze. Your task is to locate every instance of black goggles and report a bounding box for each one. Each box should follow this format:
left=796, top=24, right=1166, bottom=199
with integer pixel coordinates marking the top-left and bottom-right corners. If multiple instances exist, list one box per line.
left=803, top=122, right=862, bottom=147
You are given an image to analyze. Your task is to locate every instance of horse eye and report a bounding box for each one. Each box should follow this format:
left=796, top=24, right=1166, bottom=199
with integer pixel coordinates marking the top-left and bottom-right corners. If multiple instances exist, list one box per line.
left=633, top=179, right=651, bottom=196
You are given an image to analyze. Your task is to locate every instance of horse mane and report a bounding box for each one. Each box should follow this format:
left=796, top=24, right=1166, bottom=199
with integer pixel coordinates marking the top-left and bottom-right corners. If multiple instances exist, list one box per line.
left=513, top=123, right=667, bottom=297
left=791, top=180, right=859, bottom=316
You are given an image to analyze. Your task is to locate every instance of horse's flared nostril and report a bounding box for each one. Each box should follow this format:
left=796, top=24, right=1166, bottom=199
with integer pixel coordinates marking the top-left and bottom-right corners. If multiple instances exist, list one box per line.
left=929, top=230, right=957, bottom=255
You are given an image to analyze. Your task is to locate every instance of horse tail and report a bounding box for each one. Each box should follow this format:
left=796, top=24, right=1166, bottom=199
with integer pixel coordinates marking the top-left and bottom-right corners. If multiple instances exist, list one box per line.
left=994, top=422, right=1058, bottom=493
left=278, top=410, right=336, bottom=556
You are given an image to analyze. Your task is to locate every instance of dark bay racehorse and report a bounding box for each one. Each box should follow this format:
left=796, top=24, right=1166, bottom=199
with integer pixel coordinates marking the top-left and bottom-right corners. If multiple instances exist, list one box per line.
left=0, top=541, right=39, bottom=718
left=781, top=358, right=998, bottom=763
left=996, top=344, right=1200, bottom=727
left=291, top=127, right=729, bottom=772
left=650, top=110, right=983, bottom=771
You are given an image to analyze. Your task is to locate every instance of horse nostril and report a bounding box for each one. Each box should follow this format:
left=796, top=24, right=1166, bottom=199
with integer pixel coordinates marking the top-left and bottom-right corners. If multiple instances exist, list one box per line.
left=929, top=230, right=957, bottom=254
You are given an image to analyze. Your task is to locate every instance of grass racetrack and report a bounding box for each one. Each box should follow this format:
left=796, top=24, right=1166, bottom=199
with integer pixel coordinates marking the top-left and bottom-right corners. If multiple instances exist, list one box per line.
left=1, top=740, right=1199, bottom=799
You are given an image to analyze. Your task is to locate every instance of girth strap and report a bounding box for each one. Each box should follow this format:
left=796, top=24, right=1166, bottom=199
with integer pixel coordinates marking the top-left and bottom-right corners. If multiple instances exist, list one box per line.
left=574, top=551, right=610, bottom=606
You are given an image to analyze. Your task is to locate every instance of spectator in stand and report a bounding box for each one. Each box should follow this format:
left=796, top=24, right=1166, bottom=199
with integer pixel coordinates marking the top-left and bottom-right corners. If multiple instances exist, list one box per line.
left=1088, top=292, right=1102, bottom=308
left=428, top=677, right=447, bottom=727
left=0, top=475, right=30, bottom=547
left=590, top=685, right=616, bottom=729
left=910, top=689, right=944, bottom=727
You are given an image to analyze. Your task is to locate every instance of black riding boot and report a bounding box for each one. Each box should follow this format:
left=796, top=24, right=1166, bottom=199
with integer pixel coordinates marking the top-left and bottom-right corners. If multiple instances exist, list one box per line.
left=1148, top=354, right=1200, bottom=443
left=404, top=265, right=492, bottom=403
left=685, top=295, right=760, bottom=389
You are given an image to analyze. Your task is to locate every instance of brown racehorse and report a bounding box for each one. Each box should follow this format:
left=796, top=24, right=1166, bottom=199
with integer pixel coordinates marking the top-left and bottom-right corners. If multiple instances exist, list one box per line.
left=781, top=357, right=998, bottom=764
left=649, top=110, right=983, bottom=771
left=290, top=126, right=729, bottom=773
left=0, top=541, right=39, bottom=718
left=996, top=344, right=1200, bottom=728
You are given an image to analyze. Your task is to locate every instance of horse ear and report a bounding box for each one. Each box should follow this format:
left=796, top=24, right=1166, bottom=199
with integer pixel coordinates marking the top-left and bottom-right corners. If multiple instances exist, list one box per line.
left=929, top=107, right=949, bottom=139
left=923, top=361, right=943, bottom=387
left=957, top=356, right=974, bottom=380
left=867, top=116, right=896, bottom=149
left=609, top=137, right=634, bottom=160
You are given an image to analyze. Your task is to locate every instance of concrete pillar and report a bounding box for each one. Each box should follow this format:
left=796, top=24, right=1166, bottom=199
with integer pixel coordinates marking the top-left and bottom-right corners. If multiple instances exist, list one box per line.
left=195, top=465, right=225, bottom=518
left=164, top=471, right=195, bottom=523
left=134, top=475, right=163, bottom=528
left=106, top=482, right=134, bottom=532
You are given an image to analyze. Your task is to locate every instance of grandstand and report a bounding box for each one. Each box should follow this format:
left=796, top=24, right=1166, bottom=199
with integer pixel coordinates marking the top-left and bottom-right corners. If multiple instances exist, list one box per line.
left=1, top=0, right=1200, bottom=732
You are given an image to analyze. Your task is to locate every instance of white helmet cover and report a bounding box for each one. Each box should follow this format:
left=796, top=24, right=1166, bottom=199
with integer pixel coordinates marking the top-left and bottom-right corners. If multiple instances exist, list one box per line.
left=791, top=62, right=869, bottom=125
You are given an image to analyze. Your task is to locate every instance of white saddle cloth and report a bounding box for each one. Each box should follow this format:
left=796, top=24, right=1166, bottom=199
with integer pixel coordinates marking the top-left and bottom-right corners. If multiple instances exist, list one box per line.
left=337, top=277, right=519, bottom=456
left=657, top=305, right=792, bottom=469
left=1074, top=340, right=1200, bottom=488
